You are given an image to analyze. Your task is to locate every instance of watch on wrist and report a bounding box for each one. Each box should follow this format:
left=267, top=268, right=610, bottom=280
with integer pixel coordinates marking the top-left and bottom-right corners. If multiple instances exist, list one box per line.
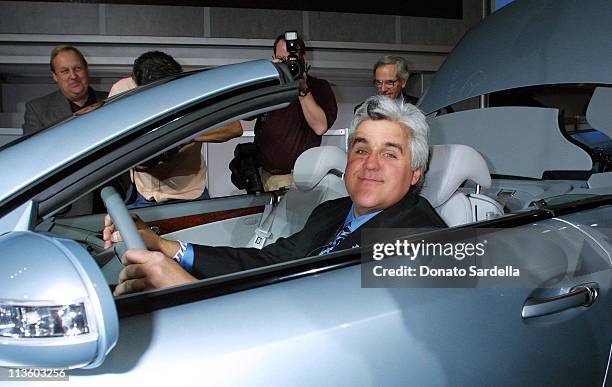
left=299, top=87, right=310, bottom=97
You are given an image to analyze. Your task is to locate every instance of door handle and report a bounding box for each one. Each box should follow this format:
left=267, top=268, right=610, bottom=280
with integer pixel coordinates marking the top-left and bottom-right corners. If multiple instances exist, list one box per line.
left=522, top=282, right=599, bottom=319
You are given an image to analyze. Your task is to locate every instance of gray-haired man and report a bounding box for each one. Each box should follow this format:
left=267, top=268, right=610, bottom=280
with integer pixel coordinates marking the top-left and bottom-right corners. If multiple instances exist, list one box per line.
left=355, top=55, right=418, bottom=112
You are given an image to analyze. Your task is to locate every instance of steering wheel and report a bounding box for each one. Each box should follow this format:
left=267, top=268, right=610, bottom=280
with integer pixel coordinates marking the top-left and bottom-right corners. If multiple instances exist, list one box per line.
left=100, top=186, right=146, bottom=258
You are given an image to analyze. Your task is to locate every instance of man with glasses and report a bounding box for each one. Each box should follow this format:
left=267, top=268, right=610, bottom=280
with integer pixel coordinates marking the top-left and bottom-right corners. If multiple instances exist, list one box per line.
left=355, top=55, right=418, bottom=112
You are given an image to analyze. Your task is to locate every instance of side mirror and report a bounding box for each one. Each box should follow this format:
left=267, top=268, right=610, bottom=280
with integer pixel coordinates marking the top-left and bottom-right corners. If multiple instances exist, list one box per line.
left=0, top=232, right=118, bottom=369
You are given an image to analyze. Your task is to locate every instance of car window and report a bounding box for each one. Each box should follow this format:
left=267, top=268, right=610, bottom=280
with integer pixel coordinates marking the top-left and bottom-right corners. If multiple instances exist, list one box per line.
left=51, top=130, right=256, bottom=219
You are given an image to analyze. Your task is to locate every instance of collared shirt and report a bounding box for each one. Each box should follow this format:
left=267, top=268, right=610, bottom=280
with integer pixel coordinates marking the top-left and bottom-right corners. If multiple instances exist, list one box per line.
left=343, top=204, right=381, bottom=234
left=316, top=205, right=381, bottom=255
left=180, top=244, right=196, bottom=272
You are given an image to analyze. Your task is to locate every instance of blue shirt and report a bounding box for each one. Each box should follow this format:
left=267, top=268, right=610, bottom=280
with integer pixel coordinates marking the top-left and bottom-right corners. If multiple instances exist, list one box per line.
left=344, top=204, right=381, bottom=234
left=317, top=205, right=380, bottom=254
left=179, top=243, right=195, bottom=272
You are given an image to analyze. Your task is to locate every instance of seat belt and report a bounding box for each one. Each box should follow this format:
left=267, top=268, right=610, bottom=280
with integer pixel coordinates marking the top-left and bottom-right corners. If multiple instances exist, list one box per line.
left=246, top=192, right=281, bottom=249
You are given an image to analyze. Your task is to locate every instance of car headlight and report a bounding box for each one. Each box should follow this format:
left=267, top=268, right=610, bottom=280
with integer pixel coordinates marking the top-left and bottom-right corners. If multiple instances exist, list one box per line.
left=0, top=301, right=89, bottom=339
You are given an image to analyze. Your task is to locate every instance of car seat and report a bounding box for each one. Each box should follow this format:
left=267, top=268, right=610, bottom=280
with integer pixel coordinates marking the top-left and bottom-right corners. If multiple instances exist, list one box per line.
left=420, top=144, right=504, bottom=227
left=246, top=146, right=348, bottom=248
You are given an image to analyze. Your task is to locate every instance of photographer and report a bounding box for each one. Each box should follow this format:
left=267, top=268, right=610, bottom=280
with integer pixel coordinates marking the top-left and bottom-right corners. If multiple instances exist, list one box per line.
left=254, top=31, right=337, bottom=191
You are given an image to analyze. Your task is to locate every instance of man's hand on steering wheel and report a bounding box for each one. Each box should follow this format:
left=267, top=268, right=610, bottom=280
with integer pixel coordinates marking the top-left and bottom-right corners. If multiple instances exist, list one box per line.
left=103, top=214, right=159, bottom=250
left=103, top=214, right=182, bottom=259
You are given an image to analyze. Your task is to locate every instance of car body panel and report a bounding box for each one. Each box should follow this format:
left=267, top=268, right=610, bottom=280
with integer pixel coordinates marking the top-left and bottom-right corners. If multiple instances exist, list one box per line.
left=42, top=213, right=608, bottom=386
left=419, top=0, right=612, bottom=114
left=0, top=201, right=35, bottom=232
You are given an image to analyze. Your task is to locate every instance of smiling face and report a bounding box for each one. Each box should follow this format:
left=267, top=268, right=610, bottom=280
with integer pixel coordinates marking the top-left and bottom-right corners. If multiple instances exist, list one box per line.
left=374, top=63, right=407, bottom=100
left=344, top=119, right=422, bottom=217
left=51, top=49, right=89, bottom=105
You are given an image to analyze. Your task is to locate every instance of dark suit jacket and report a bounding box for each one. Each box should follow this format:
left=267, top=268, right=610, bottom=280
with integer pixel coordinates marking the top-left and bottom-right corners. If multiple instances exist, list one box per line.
left=22, top=88, right=107, bottom=136
left=191, top=191, right=446, bottom=278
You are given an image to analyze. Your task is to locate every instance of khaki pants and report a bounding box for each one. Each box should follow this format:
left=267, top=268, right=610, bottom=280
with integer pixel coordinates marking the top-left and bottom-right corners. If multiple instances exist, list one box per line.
left=260, top=168, right=294, bottom=191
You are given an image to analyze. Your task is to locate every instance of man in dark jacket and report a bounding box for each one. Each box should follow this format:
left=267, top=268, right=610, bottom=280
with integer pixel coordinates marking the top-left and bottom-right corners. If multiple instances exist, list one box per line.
left=105, top=95, right=446, bottom=295
left=23, top=45, right=107, bottom=135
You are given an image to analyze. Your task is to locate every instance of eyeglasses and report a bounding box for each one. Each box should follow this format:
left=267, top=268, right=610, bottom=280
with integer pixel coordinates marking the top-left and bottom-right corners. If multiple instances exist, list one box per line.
left=373, top=79, right=399, bottom=88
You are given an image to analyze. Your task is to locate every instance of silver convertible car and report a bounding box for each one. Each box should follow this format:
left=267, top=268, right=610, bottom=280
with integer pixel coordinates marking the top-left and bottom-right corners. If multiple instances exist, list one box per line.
left=0, top=0, right=611, bottom=385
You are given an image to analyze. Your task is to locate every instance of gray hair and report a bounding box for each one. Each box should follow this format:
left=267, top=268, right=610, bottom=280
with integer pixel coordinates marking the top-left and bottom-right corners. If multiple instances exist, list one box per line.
left=373, top=55, right=410, bottom=81
left=348, top=95, right=429, bottom=173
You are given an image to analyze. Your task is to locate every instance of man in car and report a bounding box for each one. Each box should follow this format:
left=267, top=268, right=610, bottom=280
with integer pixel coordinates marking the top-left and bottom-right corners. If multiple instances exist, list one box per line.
left=104, top=95, right=446, bottom=295
left=23, top=45, right=107, bottom=136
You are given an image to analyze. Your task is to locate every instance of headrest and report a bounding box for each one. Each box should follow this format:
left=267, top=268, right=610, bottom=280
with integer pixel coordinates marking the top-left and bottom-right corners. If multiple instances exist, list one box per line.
left=421, top=144, right=491, bottom=207
left=293, top=146, right=347, bottom=191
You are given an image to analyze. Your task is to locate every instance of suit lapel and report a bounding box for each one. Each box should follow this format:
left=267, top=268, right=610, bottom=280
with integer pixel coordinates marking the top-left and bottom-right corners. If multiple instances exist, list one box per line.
left=48, top=91, right=72, bottom=126
left=309, top=197, right=352, bottom=255
left=330, top=192, right=420, bottom=252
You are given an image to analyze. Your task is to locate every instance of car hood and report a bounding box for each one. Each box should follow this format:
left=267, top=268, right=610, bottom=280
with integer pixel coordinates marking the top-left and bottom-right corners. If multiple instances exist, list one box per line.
left=0, top=60, right=281, bottom=204
left=419, top=0, right=612, bottom=114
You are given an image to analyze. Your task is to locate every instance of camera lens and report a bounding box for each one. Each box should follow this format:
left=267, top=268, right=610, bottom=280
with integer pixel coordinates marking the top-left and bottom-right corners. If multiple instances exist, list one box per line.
left=284, top=55, right=304, bottom=80
left=286, top=61, right=301, bottom=79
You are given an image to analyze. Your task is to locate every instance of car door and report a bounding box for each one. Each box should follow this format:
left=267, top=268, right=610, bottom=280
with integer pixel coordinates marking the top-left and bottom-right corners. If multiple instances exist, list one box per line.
left=62, top=200, right=609, bottom=386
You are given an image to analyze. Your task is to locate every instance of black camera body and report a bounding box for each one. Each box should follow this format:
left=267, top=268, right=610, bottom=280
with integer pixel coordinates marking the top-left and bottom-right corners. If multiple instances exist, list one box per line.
left=283, top=31, right=306, bottom=80
left=229, top=142, right=264, bottom=194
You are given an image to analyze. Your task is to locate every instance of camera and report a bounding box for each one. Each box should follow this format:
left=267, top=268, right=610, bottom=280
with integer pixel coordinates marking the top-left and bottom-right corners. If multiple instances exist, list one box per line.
left=283, top=31, right=306, bottom=80
left=229, top=142, right=264, bottom=194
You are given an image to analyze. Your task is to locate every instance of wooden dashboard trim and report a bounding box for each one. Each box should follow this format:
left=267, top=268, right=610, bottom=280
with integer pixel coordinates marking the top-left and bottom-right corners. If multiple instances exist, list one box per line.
left=148, top=206, right=265, bottom=234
